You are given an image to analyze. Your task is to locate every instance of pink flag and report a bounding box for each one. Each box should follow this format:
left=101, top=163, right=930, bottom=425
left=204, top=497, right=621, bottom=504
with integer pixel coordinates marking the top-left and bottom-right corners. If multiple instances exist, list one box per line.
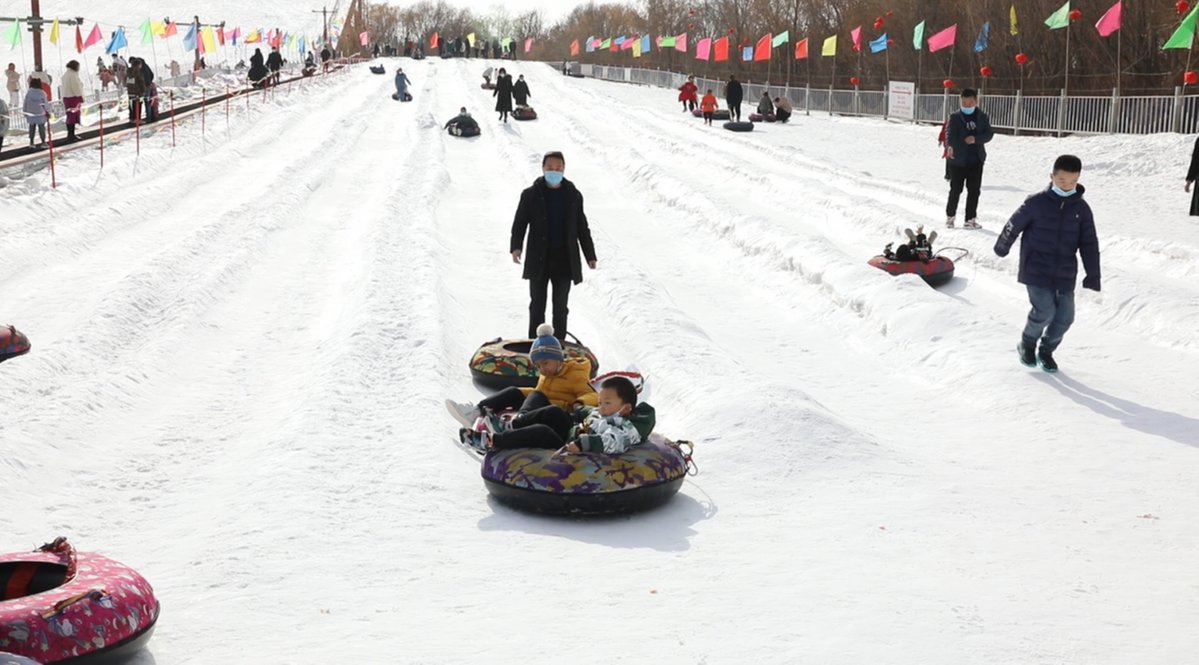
left=851, top=26, right=862, bottom=52
left=675, top=32, right=687, bottom=52
left=621, top=37, right=634, bottom=50
left=359, top=31, right=369, bottom=46
left=695, top=37, right=712, bottom=60
left=655, top=36, right=663, bottom=48
left=1095, top=1, right=1122, bottom=37
left=525, top=37, right=533, bottom=51
left=926, top=24, right=957, bottom=53
left=83, top=23, right=103, bottom=49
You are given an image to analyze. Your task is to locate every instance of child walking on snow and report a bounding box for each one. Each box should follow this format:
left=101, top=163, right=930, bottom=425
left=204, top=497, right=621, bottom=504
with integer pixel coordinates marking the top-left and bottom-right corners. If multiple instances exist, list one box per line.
left=700, top=89, right=718, bottom=126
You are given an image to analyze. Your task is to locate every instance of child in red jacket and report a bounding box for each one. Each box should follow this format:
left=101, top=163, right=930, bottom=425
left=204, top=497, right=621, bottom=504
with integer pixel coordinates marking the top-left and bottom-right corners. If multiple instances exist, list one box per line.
left=699, top=90, right=718, bottom=126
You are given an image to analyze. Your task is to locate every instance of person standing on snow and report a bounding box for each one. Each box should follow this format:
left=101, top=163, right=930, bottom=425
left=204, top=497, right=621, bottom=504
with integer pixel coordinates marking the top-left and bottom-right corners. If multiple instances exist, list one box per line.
left=513, top=74, right=531, bottom=107
left=394, top=67, right=412, bottom=100
left=724, top=74, right=743, bottom=122
left=5, top=63, right=19, bottom=108
left=944, top=89, right=993, bottom=229
left=493, top=67, right=514, bottom=122
left=510, top=151, right=598, bottom=341
left=266, top=47, right=284, bottom=86
left=678, top=75, right=698, bottom=112
left=61, top=60, right=85, bottom=141
left=993, top=154, right=1100, bottom=373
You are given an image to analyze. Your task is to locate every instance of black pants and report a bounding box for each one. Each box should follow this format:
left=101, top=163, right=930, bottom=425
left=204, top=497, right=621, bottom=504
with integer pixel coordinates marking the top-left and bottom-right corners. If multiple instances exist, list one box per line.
left=775, top=109, right=791, bottom=122
left=492, top=403, right=574, bottom=450
left=478, top=386, right=551, bottom=414
left=703, top=111, right=713, bottom=124
left=528, top=253, right=572, bottom=340
left=946, top=163, right=984, bottom=220
left=729, top=101, right=742, bottom=121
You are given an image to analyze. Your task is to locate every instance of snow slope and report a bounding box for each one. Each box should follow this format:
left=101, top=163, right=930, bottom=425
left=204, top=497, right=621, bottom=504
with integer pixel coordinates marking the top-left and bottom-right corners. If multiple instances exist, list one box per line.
left=1, top=57, right=1197, bottom=664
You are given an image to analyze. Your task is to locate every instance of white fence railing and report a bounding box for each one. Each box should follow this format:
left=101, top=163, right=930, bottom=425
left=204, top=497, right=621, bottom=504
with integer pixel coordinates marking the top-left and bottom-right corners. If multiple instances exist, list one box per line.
left=580, top=64, right=1199, bottom=135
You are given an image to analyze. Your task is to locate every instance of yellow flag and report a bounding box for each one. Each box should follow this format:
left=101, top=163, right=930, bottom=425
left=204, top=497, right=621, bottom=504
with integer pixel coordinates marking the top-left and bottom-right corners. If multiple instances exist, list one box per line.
left=152, top=20, right=166, bottom=37
left=821, top=34, right=837, bottom=56
left=49, top=18, right=59, bottom=44
left=201, top=25, right=217, bottom=53
left=1010, top=5, right=1019, bottom=35
left=467, top=32, right=475, bottom=48
left=633, top=36, right=642, bottom=57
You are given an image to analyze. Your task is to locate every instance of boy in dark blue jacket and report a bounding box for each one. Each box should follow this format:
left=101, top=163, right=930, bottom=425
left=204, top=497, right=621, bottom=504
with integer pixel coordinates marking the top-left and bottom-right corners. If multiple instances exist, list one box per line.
left=994, top=155, right=1101, bottom=373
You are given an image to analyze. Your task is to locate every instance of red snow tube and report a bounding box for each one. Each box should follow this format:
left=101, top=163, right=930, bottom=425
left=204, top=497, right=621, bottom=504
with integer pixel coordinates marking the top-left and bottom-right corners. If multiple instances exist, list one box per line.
left=723, top=121, right=754, bottom=132
left=749, top=113, right=776, bottom=122
left=0, top=326, right=30, bottom=363
left=868, top=255, right=956, bottom=287
left=512, top=106, right=538, bottom=121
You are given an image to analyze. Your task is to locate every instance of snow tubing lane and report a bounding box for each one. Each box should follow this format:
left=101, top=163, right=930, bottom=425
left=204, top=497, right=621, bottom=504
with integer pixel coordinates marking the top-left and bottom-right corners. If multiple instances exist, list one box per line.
left=868, top=255, right=956, bottom=287
left=723, top=121, right=754, bottom=132
left=512, top=107, right=538, bottom=120
left=691, top=109, right=731, bottom=120
left=749, top=113, right=776, bottom=123
left=0, top=541, right=159, bottom=664
left=0, top=325, right=30, bottom=363
left=481, top=437, right=688, bottom=516
left=469, top=337, right=598, bottom=389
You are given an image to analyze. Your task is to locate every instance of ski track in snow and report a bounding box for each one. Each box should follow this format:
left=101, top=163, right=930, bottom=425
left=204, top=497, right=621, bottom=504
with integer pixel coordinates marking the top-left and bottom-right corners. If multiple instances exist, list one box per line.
left=1, top=59, right=1197, bottom=664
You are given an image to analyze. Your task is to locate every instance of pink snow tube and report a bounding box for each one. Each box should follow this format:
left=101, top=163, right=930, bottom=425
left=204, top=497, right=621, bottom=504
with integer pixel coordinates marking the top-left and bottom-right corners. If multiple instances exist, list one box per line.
left=0, top=538, right=159, bottom=664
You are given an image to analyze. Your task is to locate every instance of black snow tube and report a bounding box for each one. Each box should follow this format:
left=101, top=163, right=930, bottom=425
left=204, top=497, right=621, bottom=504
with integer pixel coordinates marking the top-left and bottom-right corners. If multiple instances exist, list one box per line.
left=369, top=65, right=386, bottom=75
left=691, top=109, right=731, bottom=120
left=448, top=124, right=480, bottom=137
left=723, top=121, right=754, bottom=132
left=391, top=92, right=413, bottom=102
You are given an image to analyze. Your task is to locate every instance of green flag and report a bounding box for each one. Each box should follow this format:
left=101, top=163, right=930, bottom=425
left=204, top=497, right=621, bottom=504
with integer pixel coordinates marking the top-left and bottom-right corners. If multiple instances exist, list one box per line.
left=139, top=19, right=154, bottom=45
left=912, top=20, right=925, bottom=50
left=1164, top=4, right=1199, bottom=49
left=3, top=20, right=21, bottom=48
left=1044, top=1, right=1071, bottom=30
left=771, top=31, right=789, bottom=47
left=600, top=37, right=611, bottom=49
left=660, top=35, right=676, bottom=47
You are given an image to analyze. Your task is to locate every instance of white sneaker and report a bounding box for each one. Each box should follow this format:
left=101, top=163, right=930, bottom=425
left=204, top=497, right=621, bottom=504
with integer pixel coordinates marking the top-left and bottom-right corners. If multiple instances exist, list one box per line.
left=946, top=216, right=956, bottom=228
left=963, top=218, right=982, bottom=229
left=445, top=399, right=480, bottom=428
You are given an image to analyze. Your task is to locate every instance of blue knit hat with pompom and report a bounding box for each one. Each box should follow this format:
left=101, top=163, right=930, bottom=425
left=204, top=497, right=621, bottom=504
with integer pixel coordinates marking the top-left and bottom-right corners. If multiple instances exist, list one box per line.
left=529, top=323, right=565, bottom=362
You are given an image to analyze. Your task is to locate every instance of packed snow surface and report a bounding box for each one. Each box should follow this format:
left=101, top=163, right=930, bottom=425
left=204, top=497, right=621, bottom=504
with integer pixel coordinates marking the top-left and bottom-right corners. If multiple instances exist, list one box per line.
left=2, top=58, right=1198, bottom=664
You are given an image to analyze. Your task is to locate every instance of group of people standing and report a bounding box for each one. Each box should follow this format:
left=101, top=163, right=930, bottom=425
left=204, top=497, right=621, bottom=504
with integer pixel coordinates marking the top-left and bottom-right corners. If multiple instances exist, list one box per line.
left=676, top=74, right=791, bottom=124
left=487, top=68, right=531, bottom=123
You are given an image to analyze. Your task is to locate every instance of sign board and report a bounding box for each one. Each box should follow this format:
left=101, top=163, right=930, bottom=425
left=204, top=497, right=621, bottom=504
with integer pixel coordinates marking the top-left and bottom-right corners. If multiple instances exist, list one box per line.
left=888, top=81, right=915, bottom=120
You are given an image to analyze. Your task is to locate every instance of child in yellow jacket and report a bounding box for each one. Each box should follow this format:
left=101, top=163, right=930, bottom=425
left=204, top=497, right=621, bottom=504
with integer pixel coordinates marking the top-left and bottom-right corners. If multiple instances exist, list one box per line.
left=447, top=324, right=597, bottom=427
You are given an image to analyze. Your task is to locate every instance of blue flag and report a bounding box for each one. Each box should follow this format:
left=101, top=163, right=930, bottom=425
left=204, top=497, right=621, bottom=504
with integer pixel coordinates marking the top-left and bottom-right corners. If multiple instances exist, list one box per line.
left=615, top=35, right=625, bottom=45
left=183, top=23, right=197, bottom=51
left=299, top=36, right=306, bottom=53
left=974, top=22, right=990, bottom=53
left=741, top=45, right=753, bottom=61
left=869, top=33, right=888, bottom=53
left=105, top=27, right=127, bottom=54
left=641, top=34, right=650, bottom=52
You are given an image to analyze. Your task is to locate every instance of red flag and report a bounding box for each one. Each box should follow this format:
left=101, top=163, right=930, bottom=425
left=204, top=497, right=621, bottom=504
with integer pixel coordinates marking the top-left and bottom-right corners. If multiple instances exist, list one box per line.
left=429, top=31, right=439, bottom=48
left=75, top=25, right=83, bottom=53
left=570, top=39, right=579, bottom=56
left=713, top=36, right=729, bottom=62
left=83, top=23, right=103, bottom=49
left=270, top=29, right=282, bottom=49
left=754, top=33, right=772, bottom=61
left=795, top=38, right=809, bottom=60
left=165, top=21, right=178, bottom=37
left=217, top=27, right=226, bottom=45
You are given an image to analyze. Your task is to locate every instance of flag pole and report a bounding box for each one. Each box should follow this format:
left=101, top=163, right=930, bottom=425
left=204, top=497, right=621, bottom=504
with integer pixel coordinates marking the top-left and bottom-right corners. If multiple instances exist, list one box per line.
left=1064, top=17, right=1071, bottom=95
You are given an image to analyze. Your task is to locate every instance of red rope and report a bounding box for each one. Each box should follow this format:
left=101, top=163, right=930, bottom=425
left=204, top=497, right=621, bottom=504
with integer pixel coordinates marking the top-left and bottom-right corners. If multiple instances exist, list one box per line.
left=38, top=536, right=78, bottom=582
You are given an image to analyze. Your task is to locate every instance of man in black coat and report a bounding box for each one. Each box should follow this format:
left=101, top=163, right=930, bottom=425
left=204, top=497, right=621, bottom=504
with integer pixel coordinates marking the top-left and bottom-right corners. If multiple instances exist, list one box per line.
left=725, top=74, right=744, bottom=121
left=994, top=154, right=1100, bottom=373
left=510, top=151, right=598, bottom=341
left=944, top=88, right=993, bottom=229
left=267, top=47, right=284, bottom=85
left=493, top=68, right=513, bottom=122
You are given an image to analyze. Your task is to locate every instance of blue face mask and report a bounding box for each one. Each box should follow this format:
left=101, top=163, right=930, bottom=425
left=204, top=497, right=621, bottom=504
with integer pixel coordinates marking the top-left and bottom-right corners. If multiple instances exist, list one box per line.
left=1051, top=185, right=1077, bottom=197
left=544, top=171, right=564, bottom=186
left=960, top=106, right=976, bottom=115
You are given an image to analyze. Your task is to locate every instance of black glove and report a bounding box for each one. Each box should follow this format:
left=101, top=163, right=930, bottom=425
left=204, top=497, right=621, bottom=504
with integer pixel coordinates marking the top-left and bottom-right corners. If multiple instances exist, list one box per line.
left=1082, top=275, right=1101, bottom=292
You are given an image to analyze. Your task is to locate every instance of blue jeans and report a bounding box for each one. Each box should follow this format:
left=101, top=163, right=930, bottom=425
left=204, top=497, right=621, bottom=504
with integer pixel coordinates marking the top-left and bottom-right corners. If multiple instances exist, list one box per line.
left=1022, top=286, right=1075, bottom=353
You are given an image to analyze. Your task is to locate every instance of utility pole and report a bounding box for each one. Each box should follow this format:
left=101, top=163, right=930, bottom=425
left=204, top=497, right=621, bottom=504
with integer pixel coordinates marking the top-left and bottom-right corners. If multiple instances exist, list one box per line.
left=180, top=15, right=226, bottom=70
left=312, top=6, right=329, bottom=48
left=1, top=1, right=86, bottom=72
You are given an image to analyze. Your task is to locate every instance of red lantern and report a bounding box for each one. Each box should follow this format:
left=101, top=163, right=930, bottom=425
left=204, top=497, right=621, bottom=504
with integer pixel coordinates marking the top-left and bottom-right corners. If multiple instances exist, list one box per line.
left=1069, top=9, right=1082, bottom=21
left=886, top=10, right=894, bottom=17
left=874, top=18, right=884, bottom=31
left=1178, top=1, right=1191, bottom=14
left=688, top=23, right=695, bottom=29
left=689, top=8, right=696, bottom=15
left=1015, top=52, right=1029, bottom=64
left=850, top=76, right=861, bottom=86
left=886, top=38, right=894, bottom=47
left=727, top=27, right=735, bottom=34
left=1186, top=70, right=1199, bottom=85
left=980, top=65, right=993, bottom=77
left=942, top=78, right=954, bottom=89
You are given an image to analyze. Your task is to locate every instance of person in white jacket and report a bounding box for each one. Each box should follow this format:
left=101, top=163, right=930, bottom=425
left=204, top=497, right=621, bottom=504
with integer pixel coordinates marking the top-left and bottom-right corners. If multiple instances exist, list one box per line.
left=61, top=60, right=86, bottom=141
left=4, top=63, right=18, bottom=108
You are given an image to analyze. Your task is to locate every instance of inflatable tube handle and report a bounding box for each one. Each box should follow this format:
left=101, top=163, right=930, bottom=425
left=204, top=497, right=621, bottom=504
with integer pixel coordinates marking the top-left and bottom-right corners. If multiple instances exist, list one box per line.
left=669, top=439, right=699, bottom=476
left=564, top=331, right=586, bottom=347
left=37, top=536, right=78, bottom=582
left=936, top=247, right=971, bottom=262
left=39, top=589, right=110, bottom=621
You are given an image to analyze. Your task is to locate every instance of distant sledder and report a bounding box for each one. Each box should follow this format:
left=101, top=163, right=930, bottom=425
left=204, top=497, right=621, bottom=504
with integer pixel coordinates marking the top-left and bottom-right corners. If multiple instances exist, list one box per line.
left=0, top=325, right=31, bottom=363
left=868, top=225, right=964, bottom=288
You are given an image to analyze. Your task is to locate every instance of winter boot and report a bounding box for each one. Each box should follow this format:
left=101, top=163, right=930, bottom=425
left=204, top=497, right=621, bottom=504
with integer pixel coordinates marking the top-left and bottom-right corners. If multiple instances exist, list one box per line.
left=946, top=216, right=956, bottom=229
left=480, top=408, right=509, bottom=434
left=1017, top=341, right=1037, bottom=367
left=963, top=218, right=982, bottom=230
left=458, top=428, right=491, bottom=454
left=1037, top=349, right=1058, bottom=373
left=445, top=399, right=481, bottom=428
